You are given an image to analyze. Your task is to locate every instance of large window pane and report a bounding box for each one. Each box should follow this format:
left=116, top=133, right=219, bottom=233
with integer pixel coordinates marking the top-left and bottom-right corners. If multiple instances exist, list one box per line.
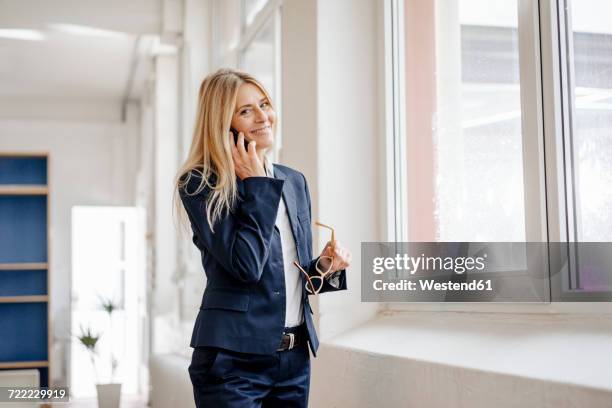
left=240, top=15, right=279, bottom=161
left=403, top=0, right=525, bottom=242
left=244, top=0, right=269, bottom=26
left=240, top=16, right=276, bottom=101
left=214, top=0, right=241, bottom=57
left=566, top=0, right=612, bottom=242
left=565, top=0, right=612, bottom=292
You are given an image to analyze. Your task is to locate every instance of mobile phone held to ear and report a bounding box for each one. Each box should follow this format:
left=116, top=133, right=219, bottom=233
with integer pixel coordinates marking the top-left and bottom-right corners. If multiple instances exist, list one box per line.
left=231, top=128, right=250, bottom=150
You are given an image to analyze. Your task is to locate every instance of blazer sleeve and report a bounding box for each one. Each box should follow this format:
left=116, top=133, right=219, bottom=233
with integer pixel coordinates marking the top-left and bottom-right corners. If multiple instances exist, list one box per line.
left=302, top=173, right=347, bottom=294
left=179, top=173, right=284, bottom=284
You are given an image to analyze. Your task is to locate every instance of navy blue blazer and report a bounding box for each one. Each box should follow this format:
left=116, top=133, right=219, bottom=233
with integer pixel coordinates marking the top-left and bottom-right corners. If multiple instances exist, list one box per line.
left=178, top=163, right=347, bottom=357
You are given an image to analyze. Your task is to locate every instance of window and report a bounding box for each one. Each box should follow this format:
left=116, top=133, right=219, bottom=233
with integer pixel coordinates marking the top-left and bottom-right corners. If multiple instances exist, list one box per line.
left=560, top=0, right=612, bottom=294
left=240, top=15, right=277, bottom=105
left=401, top=0, right=525, bottom=242
left=212, top=0, right=282, bottom=159
left=389, top=0, right=612, bottom=301
left=243, top=0, right=270, bottom=27
left=563, top=0, right=612, bottom=243
left=212, top=0, right=241, bottom=67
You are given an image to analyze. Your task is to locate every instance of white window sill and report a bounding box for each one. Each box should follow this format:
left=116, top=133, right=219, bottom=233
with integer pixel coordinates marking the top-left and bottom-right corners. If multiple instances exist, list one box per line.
left=384, top=301, right=612, bottom=315
left=322, top=310, right=612, bottom=392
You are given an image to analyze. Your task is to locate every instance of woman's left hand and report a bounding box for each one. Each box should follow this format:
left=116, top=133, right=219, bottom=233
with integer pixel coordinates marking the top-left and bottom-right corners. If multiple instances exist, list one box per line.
left=317, top=240, right=351, bottom=274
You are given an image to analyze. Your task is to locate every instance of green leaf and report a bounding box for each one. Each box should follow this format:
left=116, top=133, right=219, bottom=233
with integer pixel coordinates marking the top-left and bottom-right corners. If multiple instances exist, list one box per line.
left=98, top=295, right=118, bottom=315
left=75, top=325, right=101, bottom=352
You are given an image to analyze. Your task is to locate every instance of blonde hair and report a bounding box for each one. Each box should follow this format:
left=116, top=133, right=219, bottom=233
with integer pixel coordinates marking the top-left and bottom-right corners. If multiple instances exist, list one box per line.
left=173, top=68, right=274, bottom=235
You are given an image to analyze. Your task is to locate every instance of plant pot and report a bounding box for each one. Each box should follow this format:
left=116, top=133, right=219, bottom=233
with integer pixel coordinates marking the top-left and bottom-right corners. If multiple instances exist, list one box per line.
left=95, top=383, right=122, bottom=408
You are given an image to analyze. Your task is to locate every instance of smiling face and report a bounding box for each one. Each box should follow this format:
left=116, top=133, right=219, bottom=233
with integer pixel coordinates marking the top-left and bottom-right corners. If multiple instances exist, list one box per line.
left=230, top=82, right=276, bottom=150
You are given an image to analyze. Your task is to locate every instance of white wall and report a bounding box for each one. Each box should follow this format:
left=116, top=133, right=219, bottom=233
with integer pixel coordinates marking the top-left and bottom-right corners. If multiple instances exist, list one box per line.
left=181, top=0, right=211, bottom=158
left=0, top=100, right=123, bottom=122
left=150, top=53, right=180, bottom=355
left=0, top=110, right=141, bottom=386
left=280, top=0, right=380, bottom=342
left=314, top=0, right=381, bottom=339
left=311, top=313, right=612, bottom=407
left=279, top=0, right=322, bottom=332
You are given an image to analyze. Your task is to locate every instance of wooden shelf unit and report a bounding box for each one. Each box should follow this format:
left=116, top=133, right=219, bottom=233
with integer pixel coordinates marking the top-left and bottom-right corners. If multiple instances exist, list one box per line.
left=0, top=153, right=52, bottom=388
left=0, top=295, right=49, bottom=303
left=0, top=185, right=48, bottom=195
left=0, top=361, right=49, bottom=369
left=0, top=263, right=48, bottom=270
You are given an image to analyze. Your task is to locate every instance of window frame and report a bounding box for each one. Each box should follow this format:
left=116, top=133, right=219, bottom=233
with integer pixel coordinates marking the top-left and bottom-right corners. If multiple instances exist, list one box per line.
left=384, top=0, right=612, bottom=313
left=211, top=0, right=283, bottom=162
left=547, top=0, right=612, bottom=301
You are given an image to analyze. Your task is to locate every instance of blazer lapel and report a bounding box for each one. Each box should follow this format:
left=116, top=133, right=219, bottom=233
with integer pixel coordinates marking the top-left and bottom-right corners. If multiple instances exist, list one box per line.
left=273, top=166, right=312, bottom=302
left=272, top=165, right=304, bottom=263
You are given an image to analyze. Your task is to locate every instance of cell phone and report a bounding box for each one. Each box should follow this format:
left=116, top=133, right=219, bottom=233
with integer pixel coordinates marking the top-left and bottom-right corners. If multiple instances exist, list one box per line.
left=231, top=128, right=250, bottom=150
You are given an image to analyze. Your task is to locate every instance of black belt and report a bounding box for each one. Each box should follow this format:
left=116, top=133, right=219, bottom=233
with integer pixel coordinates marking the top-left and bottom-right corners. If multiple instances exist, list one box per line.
left=276, top=324, right=306, bottom=352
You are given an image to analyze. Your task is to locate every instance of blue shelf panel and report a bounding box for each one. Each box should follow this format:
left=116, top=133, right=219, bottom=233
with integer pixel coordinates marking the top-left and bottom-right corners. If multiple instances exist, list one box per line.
left=0, top=303, right=48, bottom=361
left=0, top=270, right=47, bottom=296
left=0, top=157, right=47, bottom=185
left=0, top=196, right=47, bottom=263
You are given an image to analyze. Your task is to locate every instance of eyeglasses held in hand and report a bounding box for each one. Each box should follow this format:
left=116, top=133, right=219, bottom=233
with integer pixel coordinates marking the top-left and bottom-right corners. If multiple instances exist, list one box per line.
left=293, top=221, right=335, bottom=295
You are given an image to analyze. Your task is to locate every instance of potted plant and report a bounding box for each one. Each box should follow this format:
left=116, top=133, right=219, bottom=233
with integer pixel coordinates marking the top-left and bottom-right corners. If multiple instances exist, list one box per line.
left=97, top=297, right=121, bottom=408
left=75, top=296, right=122, bottom=408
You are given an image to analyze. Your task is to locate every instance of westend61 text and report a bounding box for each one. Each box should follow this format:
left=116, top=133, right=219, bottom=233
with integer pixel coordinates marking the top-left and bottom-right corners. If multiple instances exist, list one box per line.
left=373, top=279, right=493, bottom=291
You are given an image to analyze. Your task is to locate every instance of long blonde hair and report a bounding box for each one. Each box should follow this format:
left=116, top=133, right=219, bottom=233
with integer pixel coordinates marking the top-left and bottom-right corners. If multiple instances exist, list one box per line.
left=173, top=68, right=274, bottom=235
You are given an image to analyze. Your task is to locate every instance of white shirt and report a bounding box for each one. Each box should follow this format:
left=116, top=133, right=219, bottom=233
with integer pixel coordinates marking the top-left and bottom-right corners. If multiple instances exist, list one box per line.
left=264, top=159, right=304, bottom=327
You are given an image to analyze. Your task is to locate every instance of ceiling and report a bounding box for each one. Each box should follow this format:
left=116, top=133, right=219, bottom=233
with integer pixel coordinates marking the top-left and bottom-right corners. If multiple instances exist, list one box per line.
left=0, top=0, right=162, bottom=103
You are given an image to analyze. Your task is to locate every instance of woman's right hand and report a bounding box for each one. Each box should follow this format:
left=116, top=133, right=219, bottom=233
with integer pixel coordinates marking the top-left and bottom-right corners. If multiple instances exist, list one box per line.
left=230, top=131, right=266, bottom=180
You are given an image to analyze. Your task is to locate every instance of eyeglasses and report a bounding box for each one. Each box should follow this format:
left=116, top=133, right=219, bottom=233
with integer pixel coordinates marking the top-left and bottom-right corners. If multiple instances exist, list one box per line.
left=293, top=221, right=335, bottom=295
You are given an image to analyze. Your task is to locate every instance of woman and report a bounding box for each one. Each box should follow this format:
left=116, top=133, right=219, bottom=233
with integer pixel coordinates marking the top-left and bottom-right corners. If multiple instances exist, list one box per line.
left=174, top=68, right=351, bottom=407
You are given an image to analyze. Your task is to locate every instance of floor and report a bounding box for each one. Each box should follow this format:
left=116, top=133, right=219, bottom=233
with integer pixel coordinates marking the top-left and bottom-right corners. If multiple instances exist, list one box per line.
left=50, top=395, right=148, bottom=407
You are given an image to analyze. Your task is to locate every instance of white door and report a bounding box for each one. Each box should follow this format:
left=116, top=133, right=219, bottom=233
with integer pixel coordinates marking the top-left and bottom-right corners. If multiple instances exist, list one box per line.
left=70, top=206, right=147, bottom=398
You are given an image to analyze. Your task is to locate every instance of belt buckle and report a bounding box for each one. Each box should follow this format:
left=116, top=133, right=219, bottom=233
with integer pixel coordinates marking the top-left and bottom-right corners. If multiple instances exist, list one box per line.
left=287, top=332, right=295, bottom=350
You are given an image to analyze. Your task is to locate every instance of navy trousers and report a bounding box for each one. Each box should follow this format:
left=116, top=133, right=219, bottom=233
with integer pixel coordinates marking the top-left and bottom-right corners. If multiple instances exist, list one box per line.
left=188, top=340, right=310, bottom=407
